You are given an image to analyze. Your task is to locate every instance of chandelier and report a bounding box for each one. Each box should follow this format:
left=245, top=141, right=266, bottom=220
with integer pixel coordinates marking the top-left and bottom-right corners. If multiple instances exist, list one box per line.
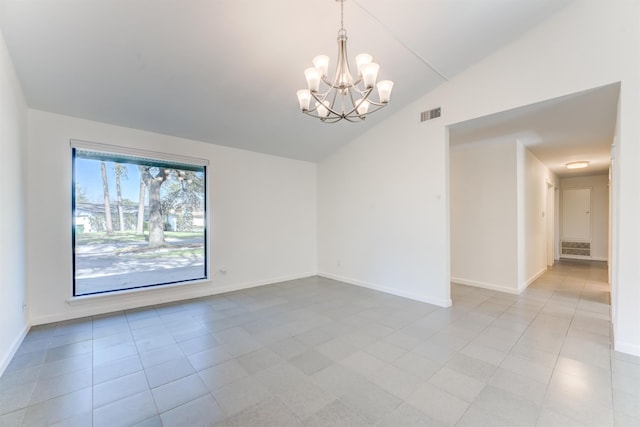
left=296, top=0, right=394, bottom=123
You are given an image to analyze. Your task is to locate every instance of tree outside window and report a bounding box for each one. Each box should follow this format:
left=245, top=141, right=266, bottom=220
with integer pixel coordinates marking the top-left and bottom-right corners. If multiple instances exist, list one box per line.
left=72, top=145, right=208, bottom=296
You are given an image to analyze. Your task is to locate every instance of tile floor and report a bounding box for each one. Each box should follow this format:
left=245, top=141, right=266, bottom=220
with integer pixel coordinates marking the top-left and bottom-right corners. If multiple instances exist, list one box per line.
left=1, top=260, right=639, bottom=426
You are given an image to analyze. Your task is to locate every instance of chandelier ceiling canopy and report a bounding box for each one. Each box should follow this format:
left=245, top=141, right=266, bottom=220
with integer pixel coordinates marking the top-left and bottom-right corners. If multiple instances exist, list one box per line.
left=296, top=0, right=394, bottom=123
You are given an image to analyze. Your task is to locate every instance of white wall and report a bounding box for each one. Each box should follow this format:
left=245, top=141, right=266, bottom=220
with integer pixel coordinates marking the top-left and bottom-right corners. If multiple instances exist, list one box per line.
left=450, top=139, right=518, bottom=293
left=0, top=27, right=28, bottom=374
left=548, top=181, right=559, bottom=266
left=26, top=110, right=318, bottom=324
left=317, top=111, right=451, bottom=306
left=560, top=174, right=609, bottom=261
left=317, top=0, right=640, bottom=355
left=450, top=141, right=550, bottom=294
left=518, top=144, right=550, bottom=288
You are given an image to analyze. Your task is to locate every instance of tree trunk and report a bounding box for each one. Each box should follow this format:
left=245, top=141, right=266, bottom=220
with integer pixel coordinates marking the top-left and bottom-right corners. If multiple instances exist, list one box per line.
left=140, top=166, right=168, bottom=248
left=101, top=161, right=113, bottom=234
left=115, top=165, right=125, bottom=232
left=136, top=173, right=146, bottom=235
left=147, top=178, right=165, bottom=247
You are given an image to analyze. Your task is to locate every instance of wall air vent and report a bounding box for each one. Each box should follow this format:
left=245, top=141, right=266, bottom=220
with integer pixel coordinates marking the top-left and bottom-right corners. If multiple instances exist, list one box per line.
left=420, top=107, right=441, bottom=122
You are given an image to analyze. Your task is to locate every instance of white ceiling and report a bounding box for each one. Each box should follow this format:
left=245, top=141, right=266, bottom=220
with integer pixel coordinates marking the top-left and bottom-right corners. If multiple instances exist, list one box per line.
left=449, top=84, right=619, bottom=178
left=0, top=0, right=580, bottom=162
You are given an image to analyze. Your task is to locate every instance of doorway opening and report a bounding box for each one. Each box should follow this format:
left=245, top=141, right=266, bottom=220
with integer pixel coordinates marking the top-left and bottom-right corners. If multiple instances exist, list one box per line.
left=448, top=83, right=619, bottom=300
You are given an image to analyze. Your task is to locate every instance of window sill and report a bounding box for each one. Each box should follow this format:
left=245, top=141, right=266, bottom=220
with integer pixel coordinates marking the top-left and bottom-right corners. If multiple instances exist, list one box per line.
left=66, top=278, right=212, bottom=305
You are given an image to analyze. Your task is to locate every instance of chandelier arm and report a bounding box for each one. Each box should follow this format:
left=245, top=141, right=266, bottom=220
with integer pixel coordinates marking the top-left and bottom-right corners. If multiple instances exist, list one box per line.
left=311, top=69, right=340, bottom=97
left=321, top=109, right=359, bottom=123
left=348, top=87, right=359, bottom=105
left=306, top=92, right=323, bottom=113
left=338, top=87, right=372, bottom=118
left=303, top=110, right=330, bottom=120
left=346, top=87, right=364, bottom=119
left=304, top=95, right=388, bottom=122
left=349, top=83, right=369, bottom=98
left=361, top=103, right=386, bottom=114
left=307, top=92, right=334, bottom=118
left=341, top=115, right=362, bottom=123
left=302, top=109, right=345, bottom=123
left=308, top=88, right=345, bottom=120
left=323, top=116, right=346, bottom=123
left=325, top=89, right=346, bottom=119
left=350, top=84, right=389, bottom=107
left=353, top=102, right=387, bottom=117
left=309, top=89, right=336, bottom=107
left=307, top=86, right=388, bottom=120
left=362, top=99, right=387, bottom=107
left=345, top=97, right=389, bottom=120
left=309, top=89, right=328, bottom=104
left=330, top=88, right=340, bottom=112
left=302, top=110, right=321, bottom=118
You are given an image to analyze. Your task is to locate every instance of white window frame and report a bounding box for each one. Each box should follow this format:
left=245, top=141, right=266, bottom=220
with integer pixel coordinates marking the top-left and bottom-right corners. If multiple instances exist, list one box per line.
left=70, top=139, right=210, bottom=297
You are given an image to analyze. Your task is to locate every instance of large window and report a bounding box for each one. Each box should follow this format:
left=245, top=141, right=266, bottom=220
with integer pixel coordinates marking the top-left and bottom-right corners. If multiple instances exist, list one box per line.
left=71, top=141, right=208, bottom=296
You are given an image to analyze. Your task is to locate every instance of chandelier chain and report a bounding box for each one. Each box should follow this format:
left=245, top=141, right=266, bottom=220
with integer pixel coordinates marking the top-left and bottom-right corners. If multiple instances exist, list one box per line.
left=340, top=0, right=344, bottom=31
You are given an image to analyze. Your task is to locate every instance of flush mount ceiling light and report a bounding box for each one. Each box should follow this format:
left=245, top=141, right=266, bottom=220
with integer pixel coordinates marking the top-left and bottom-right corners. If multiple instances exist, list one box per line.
left=566, top=161, right=589, bottom=169
left=296, top=0, right=394, bottom=123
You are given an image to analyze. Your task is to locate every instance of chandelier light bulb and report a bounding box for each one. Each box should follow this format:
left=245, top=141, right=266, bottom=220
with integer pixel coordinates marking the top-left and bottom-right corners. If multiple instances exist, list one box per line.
left=377, top=80, right=394, bottom=103
left=304, top=67, right=321, bottom=92
left=296, top=90, right=311, bottom=111
left=355, top=53, right=372, bottom=76
left=356, top=99, right=370, bottom=115
left=361, top=62, right=379, bottom=89
left=316, top=100, right=330, bottom=118
left=312, top=55, right=330, bottom=76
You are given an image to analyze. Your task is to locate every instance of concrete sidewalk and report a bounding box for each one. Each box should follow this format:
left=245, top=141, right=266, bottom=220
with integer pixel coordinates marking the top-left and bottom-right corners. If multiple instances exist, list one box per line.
left=75, top=264, right=206, bottom=295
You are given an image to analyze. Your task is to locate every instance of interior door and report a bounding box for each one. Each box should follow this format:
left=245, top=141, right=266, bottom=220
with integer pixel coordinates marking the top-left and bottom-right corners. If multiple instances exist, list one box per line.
left=562, top=188, right=591, bottom=241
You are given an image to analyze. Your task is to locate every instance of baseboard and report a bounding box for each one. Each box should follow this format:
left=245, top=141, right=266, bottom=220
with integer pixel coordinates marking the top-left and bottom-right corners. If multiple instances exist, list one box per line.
left=451, top=277, right=520, bottom=295
left=0, top=323, right=30, bottom=377
left=30, top=272, right=317, bottom=325
left=210, top=272, right=317, bottom=296
left=560, top=255, right=607, bottom=262
left=319, top=272, right=452, bottom=307
left=560, top=255, right=591, bottom=260
left=519, top=267, right=547, bottom=293
left=614, top=340, right=640, bottom=358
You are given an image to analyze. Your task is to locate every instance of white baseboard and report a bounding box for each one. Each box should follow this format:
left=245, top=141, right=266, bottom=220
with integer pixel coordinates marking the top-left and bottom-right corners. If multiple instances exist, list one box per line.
left=560, top=255, right=608, bottom=262
left=319, top=272, right=452, bottom=307
left=210, top=272, right=317, bottom=296
left=519, top=267, right=547, bottom=293
left=30, top=272, right=317, bottom=325
left=451, top=277, right=520, bottom=295
left=0, top=323, right=30, bottom=377
left=614, top=340, right=640, bottom=358
left=452, top=267, right=547, bottom=296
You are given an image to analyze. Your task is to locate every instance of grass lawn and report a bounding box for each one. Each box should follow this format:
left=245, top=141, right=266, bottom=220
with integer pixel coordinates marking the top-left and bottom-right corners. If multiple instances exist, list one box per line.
left=134, top=247, right=204, bottom=258
left=76, top=231, right=203, bottom=245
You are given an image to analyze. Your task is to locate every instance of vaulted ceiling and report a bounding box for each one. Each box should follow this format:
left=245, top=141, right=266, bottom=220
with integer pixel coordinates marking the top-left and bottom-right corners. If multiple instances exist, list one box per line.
left=1, top=0, right=597, bottom=163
